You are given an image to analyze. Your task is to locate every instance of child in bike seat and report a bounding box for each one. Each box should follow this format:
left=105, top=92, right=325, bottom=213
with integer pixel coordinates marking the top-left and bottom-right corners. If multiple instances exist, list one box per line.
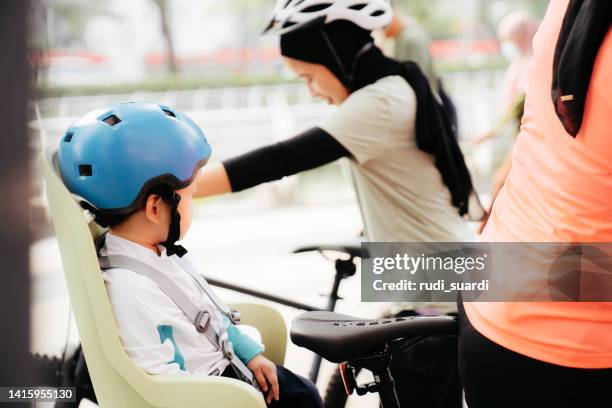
left=57, top=102, right=322, bottom=408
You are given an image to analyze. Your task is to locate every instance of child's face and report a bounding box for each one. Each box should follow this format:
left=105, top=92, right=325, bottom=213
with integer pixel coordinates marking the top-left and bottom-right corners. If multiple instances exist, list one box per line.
left=139, top=183, right=196, bottom=247
left=113, top=183, right=197, bottom=251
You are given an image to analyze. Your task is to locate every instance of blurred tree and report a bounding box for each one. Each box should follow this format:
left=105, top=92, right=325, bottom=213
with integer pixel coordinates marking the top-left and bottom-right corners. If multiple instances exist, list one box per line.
left=37, top=0, right=114, bottom=85
left=229, top=0, right=270, bottom=48
left=395, top=0, right=478, bottom=39
left=44, top=0, right=113, bottom=48
left=475, top=0, right=495, bottom=37
left=30, top=0, right=50, bottom=86
left=151, top=0, right=178, bottom=74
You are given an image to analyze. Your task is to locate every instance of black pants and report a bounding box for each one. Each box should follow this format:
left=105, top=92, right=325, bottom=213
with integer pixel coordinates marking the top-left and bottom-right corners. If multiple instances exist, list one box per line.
left=222, top=364, right=322, bottom=408
left=458, top=301, right=612, bottom=408
left=390, top=335, right=462, bottom=408
left=387, top=309, right=462, bottom=408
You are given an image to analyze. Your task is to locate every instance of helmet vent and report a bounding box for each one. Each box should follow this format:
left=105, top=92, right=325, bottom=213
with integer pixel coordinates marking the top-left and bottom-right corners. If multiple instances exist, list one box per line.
left=161, top=108, right=177, bottom=118
left=102, top=114, right=121, bottom=126
left=63, top=132, right=74, bottom=143
left=370, top=9, right=385, bottom=17
left=348, top=3, right=367, bottom=10
left=302, top=4, right=332, bottom=13
left=79, top=164, right=93, bottom=177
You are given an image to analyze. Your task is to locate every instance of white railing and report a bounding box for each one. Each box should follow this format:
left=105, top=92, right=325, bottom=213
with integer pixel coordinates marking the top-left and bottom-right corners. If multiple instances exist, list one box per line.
left=32, top=69, right=506, bottom=161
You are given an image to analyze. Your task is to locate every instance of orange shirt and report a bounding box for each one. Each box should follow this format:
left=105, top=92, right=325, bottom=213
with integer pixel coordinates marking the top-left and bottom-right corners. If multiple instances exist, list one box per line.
left=465, top=0, right=612, bottom=369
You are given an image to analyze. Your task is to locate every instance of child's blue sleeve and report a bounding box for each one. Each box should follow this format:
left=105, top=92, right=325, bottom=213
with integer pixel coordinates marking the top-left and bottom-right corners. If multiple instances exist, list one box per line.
left=225, top=317, right=264, bottom=365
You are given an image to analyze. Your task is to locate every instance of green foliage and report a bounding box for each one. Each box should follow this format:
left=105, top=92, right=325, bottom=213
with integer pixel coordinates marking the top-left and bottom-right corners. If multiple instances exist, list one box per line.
left=47, top=0, right=115, bottom=47
left=37, top=73, right=294, bottom=98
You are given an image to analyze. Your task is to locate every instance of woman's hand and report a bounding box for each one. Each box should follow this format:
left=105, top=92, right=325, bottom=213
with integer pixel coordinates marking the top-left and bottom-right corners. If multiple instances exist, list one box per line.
left=193, top=162, right=232, bottom=199
left=479, top=150, right=513, bottom=234
left=247, top=354, right=280, bottom=404
left=473, top=130, right=495, bottom=146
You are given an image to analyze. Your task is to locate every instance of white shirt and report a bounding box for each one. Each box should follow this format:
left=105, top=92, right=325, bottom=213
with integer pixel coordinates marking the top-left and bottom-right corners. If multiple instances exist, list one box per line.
left=101, top=233, right=235, bottom=376
left=319, top=75, right=473, bottom=242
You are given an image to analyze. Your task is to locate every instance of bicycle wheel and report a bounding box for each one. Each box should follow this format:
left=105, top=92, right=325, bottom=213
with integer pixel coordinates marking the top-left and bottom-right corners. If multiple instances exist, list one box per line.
left=31, top=346, right=97, bottom=407
left=31, top=353, right=63, bottom=386
left=323, top=365, right=355, bottom=408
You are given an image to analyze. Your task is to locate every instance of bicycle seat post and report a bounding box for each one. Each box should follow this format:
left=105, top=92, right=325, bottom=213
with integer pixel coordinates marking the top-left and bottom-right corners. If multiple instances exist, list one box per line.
left=351, top=348, right=400, bottom=408
left=325, top=258, right=356, bottom=312
left=292, top=243, right=362, bottom=384
left=375, top=361, right=400, bottom=408
left=311, top=256, right=356, bottom=383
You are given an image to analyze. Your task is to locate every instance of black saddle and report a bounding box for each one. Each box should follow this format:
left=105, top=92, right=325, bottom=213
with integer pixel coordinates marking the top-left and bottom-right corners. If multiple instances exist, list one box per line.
left=291, top=311, right=458, bottom=363
left=293, top=240, right=367, bottom=259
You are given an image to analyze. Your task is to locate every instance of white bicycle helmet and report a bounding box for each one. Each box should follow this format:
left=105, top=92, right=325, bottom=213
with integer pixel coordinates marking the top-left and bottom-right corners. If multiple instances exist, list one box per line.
left=263, top=0, right=393, bottom=36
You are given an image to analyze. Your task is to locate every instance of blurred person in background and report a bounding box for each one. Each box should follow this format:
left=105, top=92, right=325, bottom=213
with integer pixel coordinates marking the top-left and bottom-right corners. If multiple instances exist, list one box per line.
left=477, top=11, right=540, bottom=232
left=379, top=11, right=437, bottom=92
left=498, top=11, right=541, bottom=116
left=461, top=0, right=612, bottom=406
left=379, top=9, right=458, bottom=136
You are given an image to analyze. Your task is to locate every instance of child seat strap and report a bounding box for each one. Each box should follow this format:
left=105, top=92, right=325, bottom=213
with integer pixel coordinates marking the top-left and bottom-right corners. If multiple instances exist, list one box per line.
left=98, top=254, right=256, bottom=387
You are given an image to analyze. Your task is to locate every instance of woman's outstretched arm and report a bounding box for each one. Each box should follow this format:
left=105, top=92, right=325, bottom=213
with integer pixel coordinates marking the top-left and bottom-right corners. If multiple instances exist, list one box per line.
left=194, top=127, right=351, bottom=199
left=194, top=161, right=233, bottom=198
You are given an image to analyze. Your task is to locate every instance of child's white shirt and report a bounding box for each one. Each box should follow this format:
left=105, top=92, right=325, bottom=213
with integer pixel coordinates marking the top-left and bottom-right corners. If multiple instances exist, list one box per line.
left=100, top=233, right=234, bottom=376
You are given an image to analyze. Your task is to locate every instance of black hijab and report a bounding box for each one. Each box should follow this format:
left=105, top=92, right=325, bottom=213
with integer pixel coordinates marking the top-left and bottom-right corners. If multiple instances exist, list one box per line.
left=281, top=21, right=477, bottom=217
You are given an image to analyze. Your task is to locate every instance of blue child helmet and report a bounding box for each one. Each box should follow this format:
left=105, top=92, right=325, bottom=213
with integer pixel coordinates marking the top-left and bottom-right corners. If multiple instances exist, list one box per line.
left=58, top=101, right=212, bottom=257
left=58, top=101, right=211, bottom=213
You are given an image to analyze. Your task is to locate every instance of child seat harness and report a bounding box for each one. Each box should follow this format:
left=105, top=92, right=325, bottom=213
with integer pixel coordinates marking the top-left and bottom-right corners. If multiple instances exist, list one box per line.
left=97, top=241, right=257, bottom=388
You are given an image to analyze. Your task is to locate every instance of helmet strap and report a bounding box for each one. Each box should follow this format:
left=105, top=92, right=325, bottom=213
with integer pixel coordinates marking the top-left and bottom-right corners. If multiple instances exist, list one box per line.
left=162, top=191, right=187, bottom=258
left=319, top=28, right=375, bottom=88
left=350, top=42, right=375, bottom=74
left=319, top=27, right=352, bottom=85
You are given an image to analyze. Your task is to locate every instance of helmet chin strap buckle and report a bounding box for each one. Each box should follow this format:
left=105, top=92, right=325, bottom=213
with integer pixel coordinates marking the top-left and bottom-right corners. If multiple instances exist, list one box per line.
left=164, top=242, right=187, bottom=258
left=162, top=191, right=188, bottom=258
left=229, top=310, right=242, bottom=325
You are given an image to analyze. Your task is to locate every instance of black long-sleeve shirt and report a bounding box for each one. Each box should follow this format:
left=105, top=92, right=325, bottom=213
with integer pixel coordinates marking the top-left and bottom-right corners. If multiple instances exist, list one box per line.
left=223, top=127, right=351, bottom=192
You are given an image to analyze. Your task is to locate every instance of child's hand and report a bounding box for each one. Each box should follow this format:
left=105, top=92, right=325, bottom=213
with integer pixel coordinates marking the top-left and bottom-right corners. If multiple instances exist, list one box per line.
left=247, top=354, right=279, bottom=404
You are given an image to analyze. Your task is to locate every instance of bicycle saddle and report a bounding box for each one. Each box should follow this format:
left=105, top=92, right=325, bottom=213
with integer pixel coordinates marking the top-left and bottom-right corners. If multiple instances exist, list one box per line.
left=293, top=240, right=367, bottom=259
left=291, top=311, right=458, bottom=363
